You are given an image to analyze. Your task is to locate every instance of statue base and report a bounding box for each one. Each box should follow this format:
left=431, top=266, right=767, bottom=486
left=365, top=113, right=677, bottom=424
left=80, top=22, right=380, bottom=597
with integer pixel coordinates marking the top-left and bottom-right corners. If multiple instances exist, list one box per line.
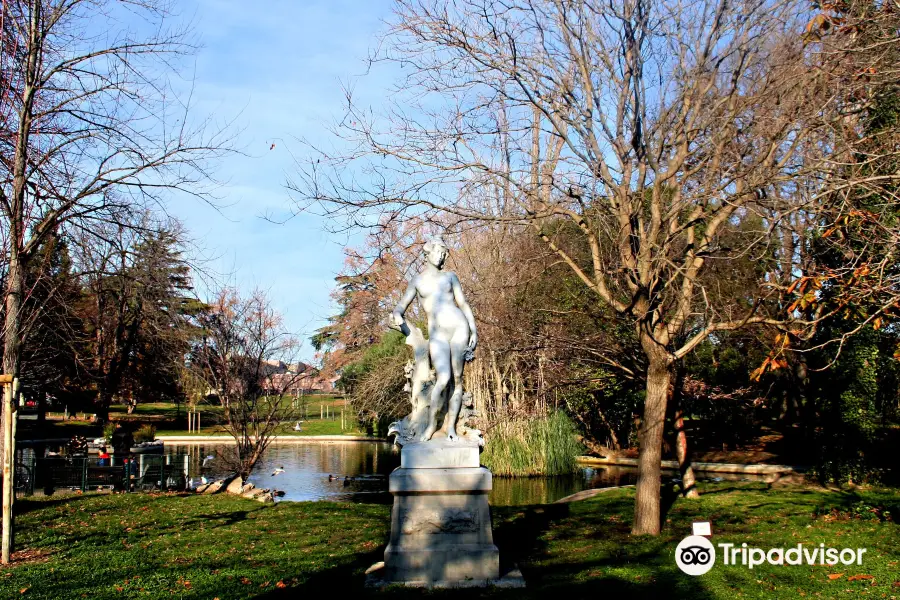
left=373, top=441, right=519, bottom=587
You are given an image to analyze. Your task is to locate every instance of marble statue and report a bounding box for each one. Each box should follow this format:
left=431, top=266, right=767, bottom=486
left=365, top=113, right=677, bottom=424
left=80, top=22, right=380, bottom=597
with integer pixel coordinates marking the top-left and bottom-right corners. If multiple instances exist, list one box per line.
left=373, top=239, right=508, bottom=588
left=388, top=237, right=481, bottom=444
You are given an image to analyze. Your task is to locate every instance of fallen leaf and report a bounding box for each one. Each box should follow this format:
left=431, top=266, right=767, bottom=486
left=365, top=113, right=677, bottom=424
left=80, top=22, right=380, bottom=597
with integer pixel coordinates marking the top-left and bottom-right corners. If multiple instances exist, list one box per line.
left=276, top=581, right=287, bottom=589
left=828, top=573, right=844, bottom=580
left=19, top=588, right=28, bottom=594
left=848, top=574, right=874, bottom=581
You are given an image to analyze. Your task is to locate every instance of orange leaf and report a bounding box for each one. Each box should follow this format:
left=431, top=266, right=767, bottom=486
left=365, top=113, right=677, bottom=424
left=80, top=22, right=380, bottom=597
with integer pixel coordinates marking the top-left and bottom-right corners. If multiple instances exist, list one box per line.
left=848, top=574, right=874, bottom=581
left=828, top=573, right=844, bottom=580
left=276, top=581, right=287, bottom=589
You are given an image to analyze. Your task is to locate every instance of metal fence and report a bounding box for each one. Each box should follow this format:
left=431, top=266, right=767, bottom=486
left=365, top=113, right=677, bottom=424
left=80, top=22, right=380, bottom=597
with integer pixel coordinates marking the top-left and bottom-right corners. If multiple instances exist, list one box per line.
left=14, top=453, right=191, bottom=497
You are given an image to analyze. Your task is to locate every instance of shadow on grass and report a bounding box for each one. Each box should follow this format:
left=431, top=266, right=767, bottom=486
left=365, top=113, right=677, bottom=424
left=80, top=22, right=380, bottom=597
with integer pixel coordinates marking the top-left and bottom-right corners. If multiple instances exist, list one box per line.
left=253, top=492, right=716, bottom=600
left=14, top=493, right=96, bottom=516
left=251, top=498, right=717, bottom=599
left=180, top=507, right=267, bottom=529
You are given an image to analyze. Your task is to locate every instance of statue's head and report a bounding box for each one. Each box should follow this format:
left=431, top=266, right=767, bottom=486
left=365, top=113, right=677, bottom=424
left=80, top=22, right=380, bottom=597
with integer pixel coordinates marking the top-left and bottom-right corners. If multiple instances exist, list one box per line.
left=423, top=237, right=448, bottom=269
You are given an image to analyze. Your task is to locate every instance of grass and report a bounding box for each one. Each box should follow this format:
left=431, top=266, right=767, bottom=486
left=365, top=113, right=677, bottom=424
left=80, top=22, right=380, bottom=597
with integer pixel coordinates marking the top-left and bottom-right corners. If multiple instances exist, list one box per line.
left=24, top=396, right=372, bottom=440
left=5, top=482, right=898, bottom=599
left=481, top=411, right=585, bottom=476
left=154, top=418, right=366, bottom=437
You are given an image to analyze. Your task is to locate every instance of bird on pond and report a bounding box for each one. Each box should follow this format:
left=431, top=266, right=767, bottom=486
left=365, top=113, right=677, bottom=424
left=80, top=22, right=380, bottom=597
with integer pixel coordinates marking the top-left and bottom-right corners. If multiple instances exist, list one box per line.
left=271, top=466, right=285, bottom=476
left=328, top=474, right=337, bottom=481
left=200, top=475, right=209, bottom=485
left=202, top=455, right=215, bottom=466
left=342, top=476, right=354, bottom=487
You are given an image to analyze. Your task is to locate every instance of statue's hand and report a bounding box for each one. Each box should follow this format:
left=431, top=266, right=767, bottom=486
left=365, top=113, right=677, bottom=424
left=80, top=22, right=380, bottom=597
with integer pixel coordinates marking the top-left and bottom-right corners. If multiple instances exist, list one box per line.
left=467, top=332, right=478, bottom=353
left=389, top=312, right=405, bottom=329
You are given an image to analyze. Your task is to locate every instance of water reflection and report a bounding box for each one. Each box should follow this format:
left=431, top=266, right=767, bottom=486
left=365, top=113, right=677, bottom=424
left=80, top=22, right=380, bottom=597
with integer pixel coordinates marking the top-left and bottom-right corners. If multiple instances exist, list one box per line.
left=170, top=443, right=672, bottom=506
left=490, top=466, right=638, bottom=506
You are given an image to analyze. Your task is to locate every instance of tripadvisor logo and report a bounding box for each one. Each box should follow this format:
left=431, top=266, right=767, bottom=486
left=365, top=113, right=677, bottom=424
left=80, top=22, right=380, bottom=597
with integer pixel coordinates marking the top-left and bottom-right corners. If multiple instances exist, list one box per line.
left=675, top=527, right=867, bottom=576
left=675, top=535, right=716, bottom=576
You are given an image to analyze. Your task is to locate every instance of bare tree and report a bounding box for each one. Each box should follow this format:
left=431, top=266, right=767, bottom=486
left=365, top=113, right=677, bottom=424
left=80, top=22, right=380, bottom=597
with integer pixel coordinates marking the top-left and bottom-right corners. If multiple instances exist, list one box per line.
left=192, top=288, right=303, bottom=483
left=292, top=0, right=824, bottom=534
left=0, top=0, right=229, bottom=562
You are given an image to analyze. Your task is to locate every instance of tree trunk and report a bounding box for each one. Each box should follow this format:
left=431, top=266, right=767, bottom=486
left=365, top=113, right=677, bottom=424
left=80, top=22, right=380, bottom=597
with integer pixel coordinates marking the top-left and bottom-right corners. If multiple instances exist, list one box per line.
left=96, top=389, right=112, bottom=422
left=632, top=334, right=672, bottom=535
left=1, top=252, right=23, bottom=445
left=674, top=406, right=699, bottom=499
left=671, top=366, right=699, bottom=499
left=1, top=253, right=24, bottom=564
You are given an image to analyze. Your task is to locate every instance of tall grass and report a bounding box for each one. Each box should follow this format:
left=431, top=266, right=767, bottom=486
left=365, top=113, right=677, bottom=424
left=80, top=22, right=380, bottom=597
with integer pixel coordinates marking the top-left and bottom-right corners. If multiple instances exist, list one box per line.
left=480, top=411, right=584, bottom=476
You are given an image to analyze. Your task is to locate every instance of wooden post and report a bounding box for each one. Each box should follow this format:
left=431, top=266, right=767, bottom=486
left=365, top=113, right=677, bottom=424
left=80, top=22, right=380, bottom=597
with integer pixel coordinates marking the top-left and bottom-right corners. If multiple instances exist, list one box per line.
left=11, top=381, right=18, bottom=515
left=1, top=374, right=16, bottom=564
left=341, top=410, right=344, bottom=431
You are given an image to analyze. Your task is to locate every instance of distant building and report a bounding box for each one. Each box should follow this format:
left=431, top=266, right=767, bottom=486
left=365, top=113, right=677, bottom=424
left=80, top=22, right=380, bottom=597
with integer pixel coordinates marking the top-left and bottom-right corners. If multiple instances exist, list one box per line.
left=260, top=360, right=338, bottom=395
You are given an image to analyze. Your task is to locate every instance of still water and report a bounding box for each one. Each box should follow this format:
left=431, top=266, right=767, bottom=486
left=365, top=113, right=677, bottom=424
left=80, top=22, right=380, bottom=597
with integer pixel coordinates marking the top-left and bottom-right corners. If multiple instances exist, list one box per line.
left=169, top=442, right=639, bottom=506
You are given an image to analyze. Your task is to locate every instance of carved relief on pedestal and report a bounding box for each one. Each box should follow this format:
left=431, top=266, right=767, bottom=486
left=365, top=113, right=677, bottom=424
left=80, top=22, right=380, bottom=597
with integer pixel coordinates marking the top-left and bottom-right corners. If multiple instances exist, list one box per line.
left=398, top=508, right=479, bottom=535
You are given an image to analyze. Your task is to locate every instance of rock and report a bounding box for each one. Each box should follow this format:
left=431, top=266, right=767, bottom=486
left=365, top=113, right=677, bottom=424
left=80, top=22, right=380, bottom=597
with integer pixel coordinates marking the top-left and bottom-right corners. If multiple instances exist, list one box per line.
left=242, top=488, right=268, bottom=500
left=254, top=491, right=275, bottom=503
left=225, top=477, right=245, bottom=495
left=201, top=480, right=225, bottom=494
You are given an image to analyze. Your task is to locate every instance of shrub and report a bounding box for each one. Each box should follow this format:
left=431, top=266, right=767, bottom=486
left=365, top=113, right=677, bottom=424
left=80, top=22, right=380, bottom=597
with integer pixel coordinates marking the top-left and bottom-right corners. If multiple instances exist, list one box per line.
left=134, top=424, right=157, bottom=443
left=102, top=422, right=117, bottom=443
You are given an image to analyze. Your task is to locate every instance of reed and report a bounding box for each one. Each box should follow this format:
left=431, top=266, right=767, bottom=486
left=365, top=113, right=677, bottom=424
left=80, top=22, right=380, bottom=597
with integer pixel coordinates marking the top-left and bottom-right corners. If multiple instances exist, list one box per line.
left=480, top=411, right=583, bottom=476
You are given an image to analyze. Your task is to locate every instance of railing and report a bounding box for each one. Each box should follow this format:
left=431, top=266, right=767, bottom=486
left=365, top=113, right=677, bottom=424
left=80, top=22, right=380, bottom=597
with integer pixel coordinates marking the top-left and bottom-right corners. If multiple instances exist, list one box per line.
left=13, top=454, right=191, bottom=497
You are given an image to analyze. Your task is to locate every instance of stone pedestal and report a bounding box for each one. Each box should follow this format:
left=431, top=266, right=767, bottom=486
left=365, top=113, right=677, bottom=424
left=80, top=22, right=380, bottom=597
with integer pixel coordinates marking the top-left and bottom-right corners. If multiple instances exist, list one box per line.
left=381, top=440, right=503, bottom=586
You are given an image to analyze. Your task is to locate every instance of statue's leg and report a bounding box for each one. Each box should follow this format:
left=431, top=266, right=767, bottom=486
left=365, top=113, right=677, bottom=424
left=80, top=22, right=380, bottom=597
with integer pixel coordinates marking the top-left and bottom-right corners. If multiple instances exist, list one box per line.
left=445, top=329, right=468, bottom=441
left=423, top=338, right=451, bottom=441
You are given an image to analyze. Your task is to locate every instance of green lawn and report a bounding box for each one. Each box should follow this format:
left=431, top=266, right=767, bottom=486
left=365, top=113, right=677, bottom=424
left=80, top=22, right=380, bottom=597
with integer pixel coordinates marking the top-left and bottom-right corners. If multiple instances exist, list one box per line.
left=25, top=396, right=371, bottom=440
left=154, top=418, right=367, bottom=437
left=4, top=483, right=898, bottom=599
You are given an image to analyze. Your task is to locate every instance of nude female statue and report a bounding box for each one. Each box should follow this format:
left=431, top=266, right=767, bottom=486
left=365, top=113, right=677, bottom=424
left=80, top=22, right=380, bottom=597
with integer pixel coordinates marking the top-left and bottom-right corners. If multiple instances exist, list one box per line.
left=390, top=238, right=477, bottom=442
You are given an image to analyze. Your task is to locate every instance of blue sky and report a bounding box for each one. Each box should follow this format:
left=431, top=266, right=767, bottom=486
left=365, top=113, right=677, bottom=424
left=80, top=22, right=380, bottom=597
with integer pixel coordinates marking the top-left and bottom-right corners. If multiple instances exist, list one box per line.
left=163, top=0, right=395, bottom=359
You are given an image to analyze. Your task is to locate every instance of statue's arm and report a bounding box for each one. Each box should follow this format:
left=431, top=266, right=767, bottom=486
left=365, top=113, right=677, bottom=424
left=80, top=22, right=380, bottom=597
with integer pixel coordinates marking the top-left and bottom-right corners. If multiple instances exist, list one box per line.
left=390, top=279, right=417, bottom=329
left=450, top=273, right=477, bottom=351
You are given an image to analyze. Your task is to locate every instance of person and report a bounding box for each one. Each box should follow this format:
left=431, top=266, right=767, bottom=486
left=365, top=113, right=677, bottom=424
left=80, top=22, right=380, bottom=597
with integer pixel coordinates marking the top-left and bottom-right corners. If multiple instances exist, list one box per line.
left=391, top=237, right=477, bottom=441
left=97, top=446, right=110, bottom=467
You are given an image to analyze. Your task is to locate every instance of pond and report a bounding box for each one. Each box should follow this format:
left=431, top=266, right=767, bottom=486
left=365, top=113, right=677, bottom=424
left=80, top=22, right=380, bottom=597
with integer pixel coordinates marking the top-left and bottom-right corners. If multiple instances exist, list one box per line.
left=169, top=441, right=643, bottom=506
